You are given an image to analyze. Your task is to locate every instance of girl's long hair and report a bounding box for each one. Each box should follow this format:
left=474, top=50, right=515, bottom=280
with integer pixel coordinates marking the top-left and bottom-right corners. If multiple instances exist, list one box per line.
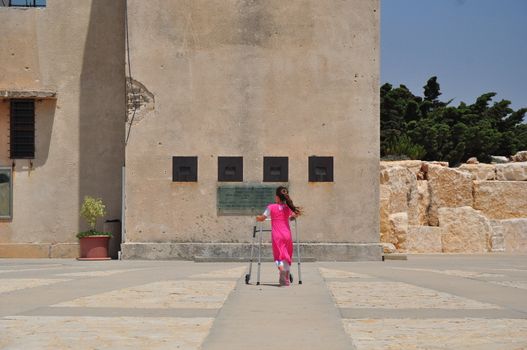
left=276, top=186, right=302, bottom=215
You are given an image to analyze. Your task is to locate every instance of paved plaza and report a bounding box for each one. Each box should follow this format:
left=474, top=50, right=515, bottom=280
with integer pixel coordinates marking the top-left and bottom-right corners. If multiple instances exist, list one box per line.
left=0, top=255, right=526, bottom=349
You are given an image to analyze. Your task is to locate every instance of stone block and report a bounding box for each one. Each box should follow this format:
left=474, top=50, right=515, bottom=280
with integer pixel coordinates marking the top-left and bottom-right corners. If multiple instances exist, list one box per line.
left=495, top=162, right=527, bottom=181
left=492, top=218, right=527, bottom=253
left=512, top=150, right=527, bottom=162
left=121, top=242, right=383, bottom=261
left=379, top=185, right=391, bottom=242
left=420, top=161, right=449, bottom=175
left=406, top=225, right=442, bottom=253
left=380, top=160, right=423, bottom=175
left=458, top=164, right=496, bottom=181
left=488, top=223, right=505, bottom=252
left=388, top=212, right=408, bottom=250
left=380, top=166, right=418, bottom=224
left=491, top=155, right=509, bottom=163
left=428, top=165, right=473, bottom=226
left=381, top=242, right=396, bottom=254
left=438, top=206, right=492, bottom=253
left=416, top=180, right=430, bottom=225
left=473, top=181, right=527, bottom=219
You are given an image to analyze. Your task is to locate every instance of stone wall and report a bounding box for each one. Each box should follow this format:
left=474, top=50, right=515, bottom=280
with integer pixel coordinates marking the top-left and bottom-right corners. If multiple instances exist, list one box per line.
left=380, top=155, right=527, bottom=254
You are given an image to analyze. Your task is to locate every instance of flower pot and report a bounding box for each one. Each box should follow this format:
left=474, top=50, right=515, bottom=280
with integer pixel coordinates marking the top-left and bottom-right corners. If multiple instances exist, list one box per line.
left=78, top=235, right=111, bottom=260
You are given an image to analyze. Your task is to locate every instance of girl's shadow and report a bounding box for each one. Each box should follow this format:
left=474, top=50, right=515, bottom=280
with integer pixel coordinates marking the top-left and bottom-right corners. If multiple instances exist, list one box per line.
left=257, top=283, right=282, bottom=288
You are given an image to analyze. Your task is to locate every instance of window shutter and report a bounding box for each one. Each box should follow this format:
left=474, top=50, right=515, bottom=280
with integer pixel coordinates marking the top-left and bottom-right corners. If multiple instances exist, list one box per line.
left=10, top=100, right=35, bottom=159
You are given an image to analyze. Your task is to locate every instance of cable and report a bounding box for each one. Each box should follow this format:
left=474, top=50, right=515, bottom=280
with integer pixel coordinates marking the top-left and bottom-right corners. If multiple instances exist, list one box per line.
left=124, top=0, right=138, bottom=146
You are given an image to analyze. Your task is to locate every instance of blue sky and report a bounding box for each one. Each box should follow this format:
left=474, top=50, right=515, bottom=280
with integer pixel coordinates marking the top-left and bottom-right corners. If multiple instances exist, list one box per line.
left=382, top=0, right=527, bottom=111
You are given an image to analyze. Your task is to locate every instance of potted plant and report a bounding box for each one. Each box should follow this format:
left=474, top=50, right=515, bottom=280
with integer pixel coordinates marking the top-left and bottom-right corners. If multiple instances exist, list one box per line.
left=77, top=196, right=112, bottom=260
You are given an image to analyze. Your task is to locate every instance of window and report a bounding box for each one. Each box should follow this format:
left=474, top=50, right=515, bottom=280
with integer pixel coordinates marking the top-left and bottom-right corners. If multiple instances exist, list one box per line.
left=172, top=156, right=198, bottom=182
left=218, top=156, right=243, bottom=182
left=263, top=157, right=288, bottom=182
left=309, top=156, right=334, bottom=182
left=1, top=0, right=46, bottom=7
left=0, top=167, right=12, bottom=220
left=10, top=100, right=35, bottom=159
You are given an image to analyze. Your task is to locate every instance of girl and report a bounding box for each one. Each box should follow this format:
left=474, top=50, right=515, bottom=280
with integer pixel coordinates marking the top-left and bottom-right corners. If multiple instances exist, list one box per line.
left=256, top=186, right=301, bottom=286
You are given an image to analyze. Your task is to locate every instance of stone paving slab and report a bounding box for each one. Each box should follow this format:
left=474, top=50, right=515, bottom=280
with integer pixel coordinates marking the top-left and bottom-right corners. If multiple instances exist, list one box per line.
left=201, top=263, right=356, bottom=350
left=343, top=318, right=527, bottom=350
left=489, top=280, right=527, bottom=290
left=54, top=280, right=237, bottom=309
left=54, top=268, right=149, bottom=277
left=23, top=306, right=219, bottom=318
left=0, top=316, right=213, bottom=350
left=326, top=280, right=501, bottom=309
left=387, top=266, right=507, bottom=279
left=0, top=278, right=69, bottom=294
left=339, top=308, right=527, bottom=319
left=0, top=255, right=526, bottom=349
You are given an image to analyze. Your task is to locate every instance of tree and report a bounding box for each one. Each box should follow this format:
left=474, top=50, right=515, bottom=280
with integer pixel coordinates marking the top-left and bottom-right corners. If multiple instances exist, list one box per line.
left=423, top=76, right=441, bottom=102
left=380, top=77, right=527, bottom=165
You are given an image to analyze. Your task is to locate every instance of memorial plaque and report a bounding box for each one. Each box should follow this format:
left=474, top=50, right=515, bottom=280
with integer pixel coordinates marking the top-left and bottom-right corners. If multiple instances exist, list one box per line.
left=217, top=184, right=282, bottom=215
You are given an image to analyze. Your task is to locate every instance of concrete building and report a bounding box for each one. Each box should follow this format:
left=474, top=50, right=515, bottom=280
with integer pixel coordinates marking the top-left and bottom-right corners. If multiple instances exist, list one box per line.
left=0, top=0, right=380, bottom=260
left=0, top=1, right=125, bottom=257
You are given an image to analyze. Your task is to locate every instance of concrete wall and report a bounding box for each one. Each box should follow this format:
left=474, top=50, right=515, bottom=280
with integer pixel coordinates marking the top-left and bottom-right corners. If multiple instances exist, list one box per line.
left=123, top=0, right=381, bottom=260
left=0, top=1, right=125, bottom=257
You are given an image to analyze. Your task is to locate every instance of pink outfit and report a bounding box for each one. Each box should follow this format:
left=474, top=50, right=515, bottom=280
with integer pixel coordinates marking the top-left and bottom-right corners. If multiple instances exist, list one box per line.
left=267, top=203, right=294, bottom=266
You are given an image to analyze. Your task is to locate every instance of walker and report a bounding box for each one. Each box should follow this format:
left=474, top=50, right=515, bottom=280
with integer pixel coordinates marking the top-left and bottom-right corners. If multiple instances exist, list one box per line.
left=245, top=218, right=303, bottom=285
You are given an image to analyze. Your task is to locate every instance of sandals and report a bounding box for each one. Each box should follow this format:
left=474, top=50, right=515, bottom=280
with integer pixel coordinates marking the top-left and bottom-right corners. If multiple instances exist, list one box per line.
left=279, top=270, right=287, bottom=286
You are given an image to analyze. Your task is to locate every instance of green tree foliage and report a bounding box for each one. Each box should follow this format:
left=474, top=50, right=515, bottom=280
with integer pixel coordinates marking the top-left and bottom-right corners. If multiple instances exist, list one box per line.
left=381, top=77, right=527, bottom=165
left=77, top=196, right=111, bottom=238
left=384, top=135, right=426, bottom=161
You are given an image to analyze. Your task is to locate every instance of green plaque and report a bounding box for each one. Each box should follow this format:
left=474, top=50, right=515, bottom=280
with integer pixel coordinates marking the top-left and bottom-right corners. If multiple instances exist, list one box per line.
left=217, top=184, right=280, bottom=216
left=0, top=167, right=12, bottom=220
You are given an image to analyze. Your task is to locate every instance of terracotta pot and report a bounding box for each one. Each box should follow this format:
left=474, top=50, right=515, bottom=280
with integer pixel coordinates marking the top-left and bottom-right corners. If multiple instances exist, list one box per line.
left=78, top=235, right=110, bottom=260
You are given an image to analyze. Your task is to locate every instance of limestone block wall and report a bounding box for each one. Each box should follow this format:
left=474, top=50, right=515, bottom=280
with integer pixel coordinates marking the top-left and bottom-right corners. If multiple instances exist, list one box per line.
left=0, top=1, right=125, bottom=258
left=380, top=157, right=527, bottom=254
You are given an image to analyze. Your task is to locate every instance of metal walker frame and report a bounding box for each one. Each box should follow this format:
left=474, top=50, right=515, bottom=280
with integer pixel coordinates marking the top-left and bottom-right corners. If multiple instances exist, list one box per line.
left=245, top=218, right=302, bottom=285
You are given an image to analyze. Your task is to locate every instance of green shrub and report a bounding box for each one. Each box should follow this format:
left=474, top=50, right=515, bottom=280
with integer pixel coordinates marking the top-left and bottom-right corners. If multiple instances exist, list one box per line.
left=77, top=196, right=111, bottom=239
left=384, top=135, right=427, bottom=160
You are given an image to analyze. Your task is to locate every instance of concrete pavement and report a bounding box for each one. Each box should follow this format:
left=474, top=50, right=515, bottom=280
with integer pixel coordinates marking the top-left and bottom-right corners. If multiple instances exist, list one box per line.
left=0, top=255, right=526, bottom=349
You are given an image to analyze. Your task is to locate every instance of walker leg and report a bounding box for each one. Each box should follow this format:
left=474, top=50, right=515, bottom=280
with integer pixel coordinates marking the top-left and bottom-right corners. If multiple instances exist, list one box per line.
left=295, top=219, right=302, bottom=284
left=257, top=222, right=263, bottom=285
left=245, top=226, right=257, bottom=285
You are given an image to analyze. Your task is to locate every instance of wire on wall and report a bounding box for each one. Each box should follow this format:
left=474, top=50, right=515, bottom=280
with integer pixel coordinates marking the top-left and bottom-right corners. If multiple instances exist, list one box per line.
left=124, top=0, right=138, bottom=146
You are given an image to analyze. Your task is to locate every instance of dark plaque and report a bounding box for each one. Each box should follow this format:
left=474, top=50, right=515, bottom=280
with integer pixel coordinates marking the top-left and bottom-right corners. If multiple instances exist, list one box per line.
left=309, top=156, right=334, bottom=182
left=172, top=156, right=198, bottom=182
left=217, top=184, right=280, bottom=216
